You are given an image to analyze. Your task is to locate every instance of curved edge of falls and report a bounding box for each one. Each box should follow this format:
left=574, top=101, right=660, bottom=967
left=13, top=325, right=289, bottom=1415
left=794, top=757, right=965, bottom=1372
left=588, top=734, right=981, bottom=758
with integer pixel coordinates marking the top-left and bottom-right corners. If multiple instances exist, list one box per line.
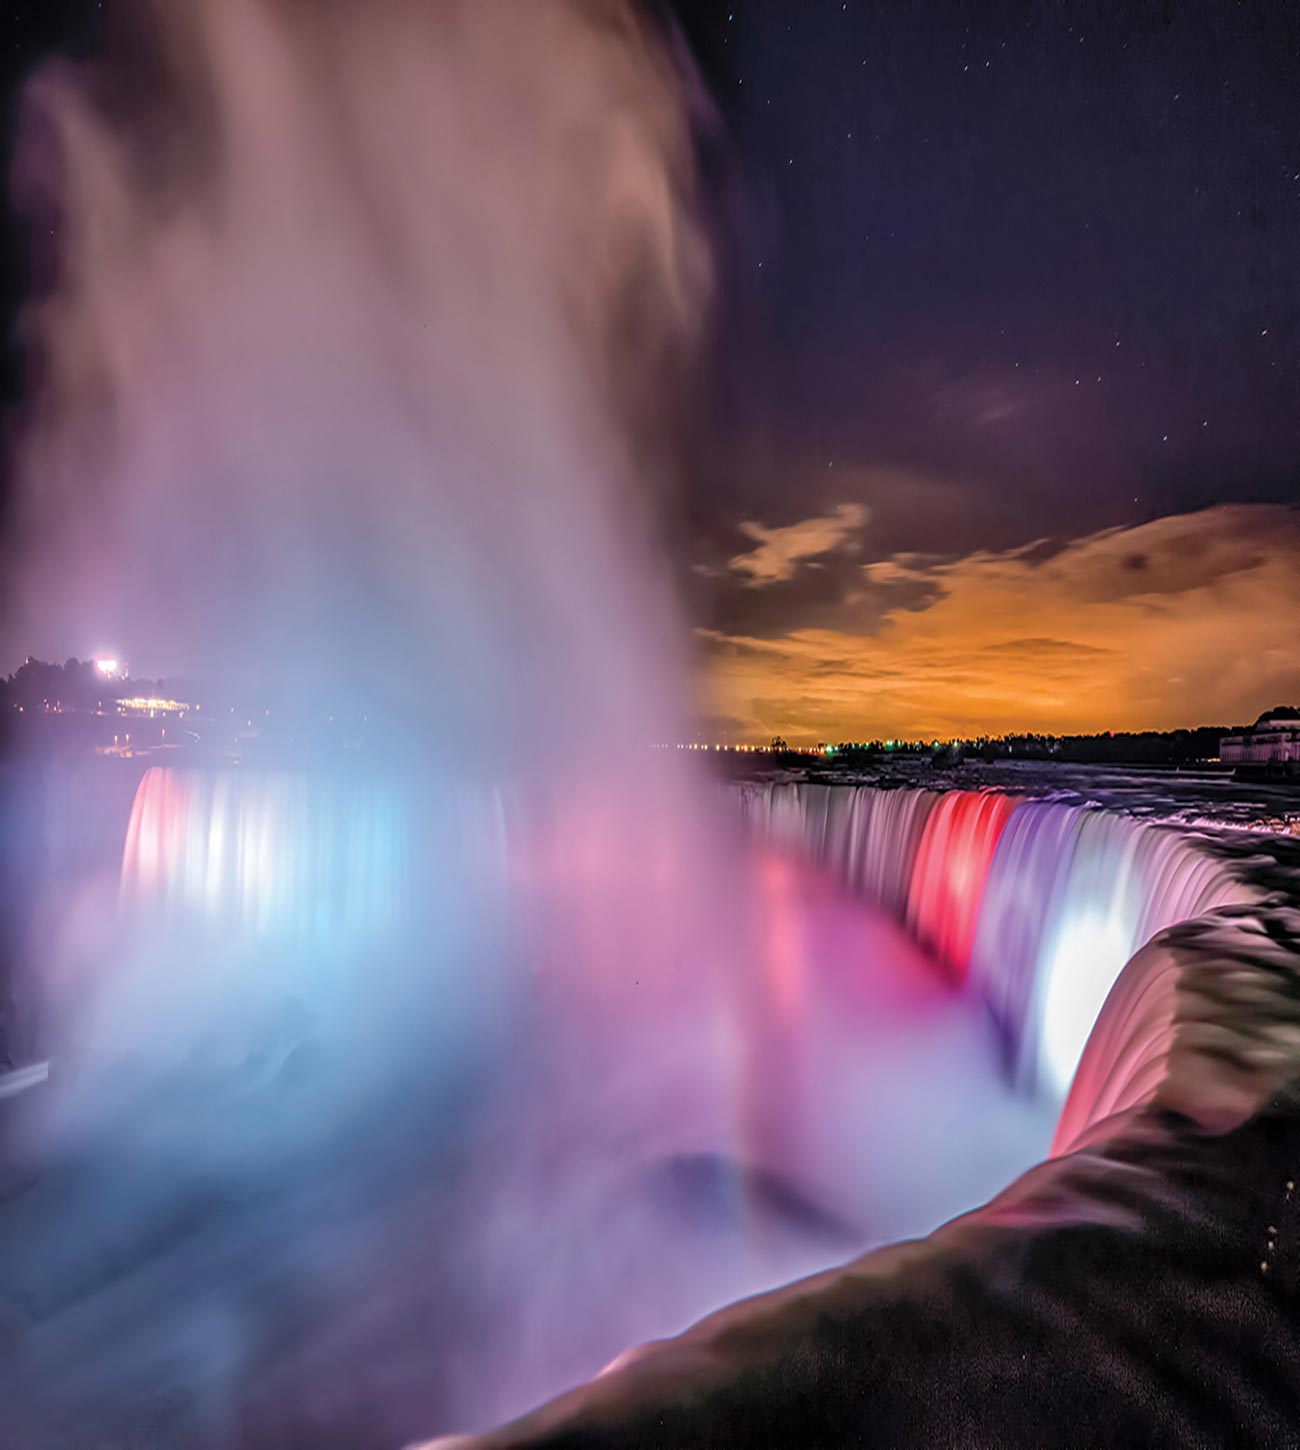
left=734, top=779, right=1266, bottom=1105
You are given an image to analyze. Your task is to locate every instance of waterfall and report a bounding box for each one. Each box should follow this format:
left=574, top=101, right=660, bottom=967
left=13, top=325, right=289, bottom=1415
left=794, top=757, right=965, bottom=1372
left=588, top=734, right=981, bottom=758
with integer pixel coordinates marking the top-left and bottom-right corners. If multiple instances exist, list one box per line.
left=737, top=780, right=1259, bottom=1105
left=114, top=765, right=1270, bottom=1124
left=120, top=766, right=409, bottom=945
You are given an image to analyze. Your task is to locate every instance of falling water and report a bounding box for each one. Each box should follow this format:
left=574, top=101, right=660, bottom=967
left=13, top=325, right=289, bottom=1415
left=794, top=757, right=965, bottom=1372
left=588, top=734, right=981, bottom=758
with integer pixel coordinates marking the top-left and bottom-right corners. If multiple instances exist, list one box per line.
left=120, top=767, right=410, bottom=945
left=737, top=780, right=1260, bottom=1102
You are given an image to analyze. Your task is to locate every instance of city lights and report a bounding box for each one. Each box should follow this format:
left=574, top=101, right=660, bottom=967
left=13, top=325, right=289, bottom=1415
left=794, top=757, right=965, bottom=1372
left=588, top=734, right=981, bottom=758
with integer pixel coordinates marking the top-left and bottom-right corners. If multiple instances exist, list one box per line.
left=116, top=696, right=193, bottom=715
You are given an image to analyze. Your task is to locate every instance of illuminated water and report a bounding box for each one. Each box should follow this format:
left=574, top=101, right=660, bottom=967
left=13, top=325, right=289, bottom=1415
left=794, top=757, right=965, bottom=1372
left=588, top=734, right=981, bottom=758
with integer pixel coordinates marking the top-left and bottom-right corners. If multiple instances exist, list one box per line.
left=3, top=763, right=1059, bottom=1442
left=121, top=767, right=409, bottom=946
left=3, top=759, right=1296, bottom=1443
left=738, top=780, right=1260, bottom=1099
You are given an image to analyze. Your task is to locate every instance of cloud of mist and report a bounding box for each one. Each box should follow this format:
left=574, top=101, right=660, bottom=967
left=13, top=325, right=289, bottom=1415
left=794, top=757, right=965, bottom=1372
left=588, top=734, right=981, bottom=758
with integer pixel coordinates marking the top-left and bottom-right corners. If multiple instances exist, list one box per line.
left=8, top=0, right=711, bottom=763
left=0, top=4, right=814, bottom=1444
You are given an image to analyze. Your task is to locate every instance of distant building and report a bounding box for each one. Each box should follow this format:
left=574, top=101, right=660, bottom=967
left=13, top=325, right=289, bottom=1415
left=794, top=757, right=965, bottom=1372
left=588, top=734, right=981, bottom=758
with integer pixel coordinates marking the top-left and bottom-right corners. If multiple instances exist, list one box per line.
left=115, top=695, right=195, bottom=718
left=1221, top=711, right=1300, bottom=773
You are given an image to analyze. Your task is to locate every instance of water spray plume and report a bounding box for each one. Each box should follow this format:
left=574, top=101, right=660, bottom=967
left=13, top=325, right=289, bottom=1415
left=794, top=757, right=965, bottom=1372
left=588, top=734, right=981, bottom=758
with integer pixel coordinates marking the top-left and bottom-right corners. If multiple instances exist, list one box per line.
left=9, top=0, right=709, bottom=763
left=1, top=2, right=763, bottom=1440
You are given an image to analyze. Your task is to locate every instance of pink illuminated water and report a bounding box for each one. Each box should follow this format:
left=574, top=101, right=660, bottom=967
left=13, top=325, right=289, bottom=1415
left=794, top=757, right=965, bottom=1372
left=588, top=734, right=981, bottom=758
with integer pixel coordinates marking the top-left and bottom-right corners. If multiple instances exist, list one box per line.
left=107, top=767, right=1054, bottom=1244
left=0, top=764, right=1058, bottom=1443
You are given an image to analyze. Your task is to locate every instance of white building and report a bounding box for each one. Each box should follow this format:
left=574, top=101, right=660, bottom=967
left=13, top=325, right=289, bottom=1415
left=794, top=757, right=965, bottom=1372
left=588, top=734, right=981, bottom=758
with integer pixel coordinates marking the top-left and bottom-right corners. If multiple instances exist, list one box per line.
left=1221, top=714, right=1300, bottom=770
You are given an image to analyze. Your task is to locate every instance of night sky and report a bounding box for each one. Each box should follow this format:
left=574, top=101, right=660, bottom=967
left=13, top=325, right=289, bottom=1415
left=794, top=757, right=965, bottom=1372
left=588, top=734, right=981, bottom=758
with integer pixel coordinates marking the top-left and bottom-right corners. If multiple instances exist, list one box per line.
left=675, top=0, right=1300, bottom=537
left=4, top=1, right=1299, bottom=740
left=667, top=1, right=1300, bottom=741
left=1, top=1, right=103, bottom=415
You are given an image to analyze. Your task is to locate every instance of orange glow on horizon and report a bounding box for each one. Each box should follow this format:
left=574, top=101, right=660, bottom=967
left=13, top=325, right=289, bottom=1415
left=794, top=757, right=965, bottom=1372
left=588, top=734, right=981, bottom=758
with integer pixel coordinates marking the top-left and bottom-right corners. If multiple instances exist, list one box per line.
left=699, top=504, right=1300, bottom=745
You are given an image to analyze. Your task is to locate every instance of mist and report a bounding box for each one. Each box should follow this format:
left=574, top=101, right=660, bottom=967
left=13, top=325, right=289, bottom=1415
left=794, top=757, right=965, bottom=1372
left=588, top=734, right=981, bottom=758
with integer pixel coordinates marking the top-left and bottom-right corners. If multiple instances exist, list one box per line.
left=1, top=2, right=754, bottom=1441
left=8, top=0, right=711, bottom=756
left=0, top=4, right=1060, bottom=1445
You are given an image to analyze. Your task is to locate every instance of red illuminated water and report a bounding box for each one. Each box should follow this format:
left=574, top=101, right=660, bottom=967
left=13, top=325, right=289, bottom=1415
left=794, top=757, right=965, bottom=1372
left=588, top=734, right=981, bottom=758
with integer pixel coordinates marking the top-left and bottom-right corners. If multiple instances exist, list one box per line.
left=906, top=790, right=1018, bottom=979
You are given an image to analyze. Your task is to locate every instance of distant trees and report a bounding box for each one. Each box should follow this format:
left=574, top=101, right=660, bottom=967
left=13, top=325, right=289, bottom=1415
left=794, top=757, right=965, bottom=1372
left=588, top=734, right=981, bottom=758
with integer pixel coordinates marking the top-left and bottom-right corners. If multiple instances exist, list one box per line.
left=930, top=728, right=1229, bottom=766
left=0, top=658, right=197, bottom=717
left=0, top=657, right=111, bottom=714
left=757, top=726, right=1243, bottom=770
left=0, top=657, right=187, bottom=712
